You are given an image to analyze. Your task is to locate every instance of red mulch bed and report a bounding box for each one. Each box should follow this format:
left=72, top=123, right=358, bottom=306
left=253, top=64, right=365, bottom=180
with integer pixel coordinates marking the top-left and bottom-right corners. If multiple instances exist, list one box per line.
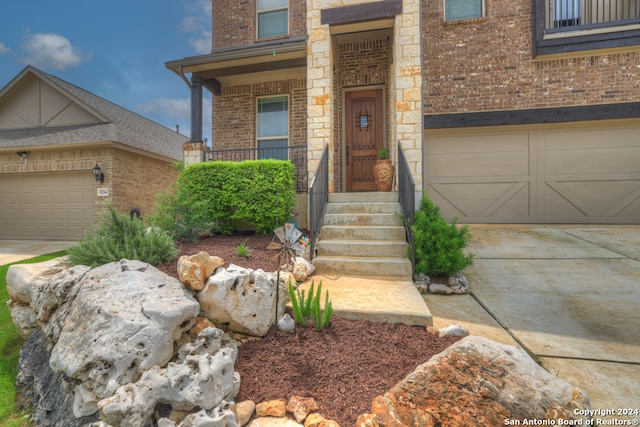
left=157, top=232, right=461, bottom=426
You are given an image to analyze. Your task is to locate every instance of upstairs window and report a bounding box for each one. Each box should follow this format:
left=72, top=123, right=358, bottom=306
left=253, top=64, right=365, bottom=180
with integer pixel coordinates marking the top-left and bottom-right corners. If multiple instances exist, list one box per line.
left=257, top=96, right=289, bottom=160
left=257, top=0, right=289, bottom=38
left=445, top=0, right=484, bottom=22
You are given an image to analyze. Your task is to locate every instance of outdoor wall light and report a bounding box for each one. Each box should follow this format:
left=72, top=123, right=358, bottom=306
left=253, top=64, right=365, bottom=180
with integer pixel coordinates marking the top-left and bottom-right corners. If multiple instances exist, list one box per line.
left=92, top=163, right=105, bottom=183
left=16, top=151, right=30, bottom=165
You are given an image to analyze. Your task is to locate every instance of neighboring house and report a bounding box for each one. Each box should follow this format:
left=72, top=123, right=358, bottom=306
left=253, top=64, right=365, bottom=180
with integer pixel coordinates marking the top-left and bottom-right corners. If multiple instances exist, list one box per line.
left=166, top=0, right=640, bottom=225
left=0, top=66, right=188, bottom=240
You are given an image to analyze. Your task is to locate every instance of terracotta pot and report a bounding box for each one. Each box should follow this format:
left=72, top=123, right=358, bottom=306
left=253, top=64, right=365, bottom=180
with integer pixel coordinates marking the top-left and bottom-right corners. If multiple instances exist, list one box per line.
left=373, top=159, right=394, bottom=192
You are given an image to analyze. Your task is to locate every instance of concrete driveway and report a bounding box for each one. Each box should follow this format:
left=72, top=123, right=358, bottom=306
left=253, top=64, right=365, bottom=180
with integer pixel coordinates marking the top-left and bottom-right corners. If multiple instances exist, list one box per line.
left=0, top=240, right=74, bottom=265
left=426, top=224, right=640, bottom=423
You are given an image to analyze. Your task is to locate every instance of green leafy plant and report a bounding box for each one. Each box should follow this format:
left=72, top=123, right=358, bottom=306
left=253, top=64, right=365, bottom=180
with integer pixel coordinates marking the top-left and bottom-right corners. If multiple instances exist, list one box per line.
left=235, top=239, right=252, bottom=258
left=152, top=160, right=296, bottom=236
left=412, top=194, right=474, bottom=277
left=378, top=147, right=389, bottom=160
left=288, top=280, right=333, bottom=331
left=67, top=205, right=177, bottom=267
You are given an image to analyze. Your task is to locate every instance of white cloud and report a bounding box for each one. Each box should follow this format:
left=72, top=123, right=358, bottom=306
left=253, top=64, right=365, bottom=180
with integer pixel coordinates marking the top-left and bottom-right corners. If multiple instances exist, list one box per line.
left=0, top=42, right=10, bottom=55
left=180, top=0, right=212, bottom=54
left=137, top=97, right=191, bottom=119
left=21, top=33, right=89, bottom=70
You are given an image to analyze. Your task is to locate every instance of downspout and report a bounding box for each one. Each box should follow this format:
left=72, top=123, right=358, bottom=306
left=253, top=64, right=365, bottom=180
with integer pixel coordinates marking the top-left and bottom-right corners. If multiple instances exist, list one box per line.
left=174, top=65, right=192, bottom=89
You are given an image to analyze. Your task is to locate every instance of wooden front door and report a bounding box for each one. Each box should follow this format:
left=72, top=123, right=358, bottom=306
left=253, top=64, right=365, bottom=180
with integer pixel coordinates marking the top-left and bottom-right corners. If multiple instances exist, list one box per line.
left=345, top=89, right=383, bottom=191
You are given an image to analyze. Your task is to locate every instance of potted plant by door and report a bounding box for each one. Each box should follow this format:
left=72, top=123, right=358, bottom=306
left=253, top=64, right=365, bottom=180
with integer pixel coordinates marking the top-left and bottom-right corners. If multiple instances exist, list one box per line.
left=373, top=147, right=394, bottom=192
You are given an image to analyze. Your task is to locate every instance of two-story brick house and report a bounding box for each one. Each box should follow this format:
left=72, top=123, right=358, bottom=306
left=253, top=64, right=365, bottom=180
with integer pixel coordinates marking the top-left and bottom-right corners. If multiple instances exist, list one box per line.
left=166, top=0, right=640, bottom=225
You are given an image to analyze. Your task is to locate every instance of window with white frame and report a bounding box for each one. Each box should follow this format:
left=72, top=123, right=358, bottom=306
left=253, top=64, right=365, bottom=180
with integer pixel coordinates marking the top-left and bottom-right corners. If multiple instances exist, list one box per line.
left=257, top=0, right=288, bottom=38
left=445, top=0, right=483, bottom=21
left=257, top=96, right=288, bottom=160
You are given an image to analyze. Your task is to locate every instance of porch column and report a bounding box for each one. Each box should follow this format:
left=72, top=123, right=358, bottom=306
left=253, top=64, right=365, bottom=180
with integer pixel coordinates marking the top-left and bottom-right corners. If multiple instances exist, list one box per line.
left=307, top=3, right=335, bottom=192
left=390, top=0, right=423, bottom=193
left=190, top=76, right=203, bottom=143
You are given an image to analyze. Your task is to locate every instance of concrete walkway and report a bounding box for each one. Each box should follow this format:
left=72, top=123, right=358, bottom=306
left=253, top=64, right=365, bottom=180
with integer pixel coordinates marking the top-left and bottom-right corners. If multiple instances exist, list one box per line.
left=426, top=225, right=640, bottom=423
left=0, top=240, right=74, bottom=265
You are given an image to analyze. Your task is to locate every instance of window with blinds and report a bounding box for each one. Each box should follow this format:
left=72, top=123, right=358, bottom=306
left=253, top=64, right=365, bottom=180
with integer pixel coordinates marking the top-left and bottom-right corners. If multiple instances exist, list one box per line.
left=445, top=0, right=484, bottom=21
left=257, top=0, right=288, bottom=38
left=257, top=96, right=289, bottom=160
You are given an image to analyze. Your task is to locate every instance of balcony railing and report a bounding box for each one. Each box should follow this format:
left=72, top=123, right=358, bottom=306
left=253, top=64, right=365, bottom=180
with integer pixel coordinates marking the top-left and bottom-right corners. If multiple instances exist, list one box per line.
left=546, top=0, right=640, bottom=31
left=205, top=145, right=308, bottom=193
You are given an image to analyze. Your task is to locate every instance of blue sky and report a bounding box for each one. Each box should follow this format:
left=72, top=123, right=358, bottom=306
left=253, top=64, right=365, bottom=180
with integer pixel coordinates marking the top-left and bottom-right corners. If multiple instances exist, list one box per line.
left=0, top=0, right=212, bottom=142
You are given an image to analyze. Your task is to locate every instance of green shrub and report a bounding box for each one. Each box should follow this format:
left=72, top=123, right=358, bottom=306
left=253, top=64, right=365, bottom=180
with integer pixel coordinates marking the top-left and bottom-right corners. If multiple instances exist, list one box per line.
left=412, top=194, right=474, bottom=277
left=67, top=206, right=177, bottom=267
left=288, top=280, right=333, bottom=331
left=160, top=160, right=296, bottom=235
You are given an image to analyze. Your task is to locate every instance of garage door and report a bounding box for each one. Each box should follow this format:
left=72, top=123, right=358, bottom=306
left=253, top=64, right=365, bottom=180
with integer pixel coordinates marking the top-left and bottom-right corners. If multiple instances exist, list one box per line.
left=424, top=121, right=640, bottom=224
left=0, top=172, right=95, bottom=240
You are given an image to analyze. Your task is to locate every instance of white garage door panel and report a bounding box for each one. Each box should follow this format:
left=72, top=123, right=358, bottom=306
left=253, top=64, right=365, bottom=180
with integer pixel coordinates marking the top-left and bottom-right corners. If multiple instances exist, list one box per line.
left=425, top=121, right=640, bottom=224
left=0, top=173, right=94, bottom=240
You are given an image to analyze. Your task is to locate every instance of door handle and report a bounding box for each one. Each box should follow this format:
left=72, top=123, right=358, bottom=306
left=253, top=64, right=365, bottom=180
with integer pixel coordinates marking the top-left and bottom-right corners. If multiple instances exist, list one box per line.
left=346, top=146, right=350, bottom=165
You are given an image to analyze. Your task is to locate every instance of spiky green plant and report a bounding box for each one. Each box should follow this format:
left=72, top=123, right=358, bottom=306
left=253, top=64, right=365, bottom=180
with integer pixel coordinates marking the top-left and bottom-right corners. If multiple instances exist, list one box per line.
left=287, top=280, right=332, bottom=331
left=235, top=239, right=252, bottom=258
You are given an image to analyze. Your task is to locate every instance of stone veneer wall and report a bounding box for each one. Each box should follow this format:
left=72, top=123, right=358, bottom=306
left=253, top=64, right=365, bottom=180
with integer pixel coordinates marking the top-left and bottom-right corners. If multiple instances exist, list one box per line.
left=422, top=0, right=640, bottom=114
left=307, top=0, right=423, bottom=192
left=211, top=79, right=307, bottom=151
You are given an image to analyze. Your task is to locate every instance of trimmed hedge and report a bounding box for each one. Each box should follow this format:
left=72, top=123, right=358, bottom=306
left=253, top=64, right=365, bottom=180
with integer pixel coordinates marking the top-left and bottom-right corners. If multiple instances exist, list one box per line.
left=154, top=160, right=296, bottom=238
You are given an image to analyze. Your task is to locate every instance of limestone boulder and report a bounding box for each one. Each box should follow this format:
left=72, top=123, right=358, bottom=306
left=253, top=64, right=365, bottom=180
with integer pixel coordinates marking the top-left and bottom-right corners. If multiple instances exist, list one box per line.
left=158, top=402, right=237, bottom=427
left=48, top=260, right=200, bottom=417
left=198, top=264, right=288, bottom=337
left=363, top=336, right=590, bottom=426
left=177, top=252, right=225, bottom=291
left=286, top=396, right=319, bottom=423
left=291, top=257, right=315, bottom=283
left=6, top=257, right=69, bottom=305
left=98, top=327, right=240, bottom=427
left=7, top=299, right=37, bottom=339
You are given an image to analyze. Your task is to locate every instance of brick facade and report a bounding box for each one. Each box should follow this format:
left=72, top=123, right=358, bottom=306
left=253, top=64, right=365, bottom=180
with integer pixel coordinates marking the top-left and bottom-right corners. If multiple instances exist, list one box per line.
left=333, top=37, right=391, bottom=192
left=0, top=147, right=178, bottom=224
left=422, top=0, right=640, bottom=114
left=211, top=79, right=307, bottom=150
left=212, top=0, right=307, bottom=49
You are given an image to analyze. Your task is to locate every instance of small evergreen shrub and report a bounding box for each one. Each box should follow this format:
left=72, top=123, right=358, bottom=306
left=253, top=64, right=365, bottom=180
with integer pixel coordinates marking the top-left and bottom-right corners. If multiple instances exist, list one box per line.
left=412, top=194, right=474, bottom=277
left=67, top=206, right=177, bottom=268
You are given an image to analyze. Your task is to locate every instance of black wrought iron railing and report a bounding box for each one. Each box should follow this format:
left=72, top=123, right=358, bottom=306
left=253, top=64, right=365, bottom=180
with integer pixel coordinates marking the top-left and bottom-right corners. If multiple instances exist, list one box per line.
left=546, top=0, right=640, bottom=31
left=205, top=145, right=308, bottom=193
left=308, top=145, right=329, bottom=261
left=397, top=143, right=416, bottom=279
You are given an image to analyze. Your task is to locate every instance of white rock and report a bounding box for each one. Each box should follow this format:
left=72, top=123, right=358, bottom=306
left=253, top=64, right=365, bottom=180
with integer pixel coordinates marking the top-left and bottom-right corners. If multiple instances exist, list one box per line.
left=277, top=314, right=295, bottom=333
left=98, top=328, right=239, bottom=427
left=248, top=417, right=303, bottom=427
left=48, top=260, right=200, bottom=418
left=6, top=257, right=69, bottom=305
left=438, top=324, right=469, bottom=337
left=291, top=257, right=315, bottom=283
left=6, top=300, right=37, bottom=339
left=198, top=264, right=287, bottom=337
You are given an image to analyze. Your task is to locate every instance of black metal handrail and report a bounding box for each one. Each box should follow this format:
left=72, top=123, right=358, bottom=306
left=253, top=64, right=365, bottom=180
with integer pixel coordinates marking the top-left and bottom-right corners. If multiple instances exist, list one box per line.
left=397, top=142, right=416, bottom=279
left=308, top=145, right=329, bottom=261
left=205, top=145, right=308, bottom=193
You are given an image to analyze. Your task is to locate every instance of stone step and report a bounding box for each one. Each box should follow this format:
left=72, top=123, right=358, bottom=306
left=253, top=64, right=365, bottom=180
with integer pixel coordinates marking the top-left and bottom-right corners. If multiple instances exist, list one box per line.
left=315, top=239, right=409, bottom=258
left=325, top=202, right=400, bottom=215
left=328, top=192, right=397, bottom=203
left=312, top=256, right=413, bottom=278
left=319, top=225, right=407, bottom=241
left=322, top=213, right=403, bottom=226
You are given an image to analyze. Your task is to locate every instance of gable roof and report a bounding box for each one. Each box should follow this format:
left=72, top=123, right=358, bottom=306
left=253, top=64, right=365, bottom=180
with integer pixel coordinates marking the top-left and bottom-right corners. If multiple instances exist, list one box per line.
left=0, top=66, right=187, bottom=160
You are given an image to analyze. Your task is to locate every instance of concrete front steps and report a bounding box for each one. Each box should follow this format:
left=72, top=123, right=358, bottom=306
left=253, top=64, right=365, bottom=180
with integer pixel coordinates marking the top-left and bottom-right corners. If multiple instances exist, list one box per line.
left=312, top=192, right=413, bottom=279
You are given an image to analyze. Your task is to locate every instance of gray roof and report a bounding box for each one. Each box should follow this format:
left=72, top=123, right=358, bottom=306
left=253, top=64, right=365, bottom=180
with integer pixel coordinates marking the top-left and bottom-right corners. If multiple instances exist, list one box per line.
left=0, top=66, right=187, bottom=160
